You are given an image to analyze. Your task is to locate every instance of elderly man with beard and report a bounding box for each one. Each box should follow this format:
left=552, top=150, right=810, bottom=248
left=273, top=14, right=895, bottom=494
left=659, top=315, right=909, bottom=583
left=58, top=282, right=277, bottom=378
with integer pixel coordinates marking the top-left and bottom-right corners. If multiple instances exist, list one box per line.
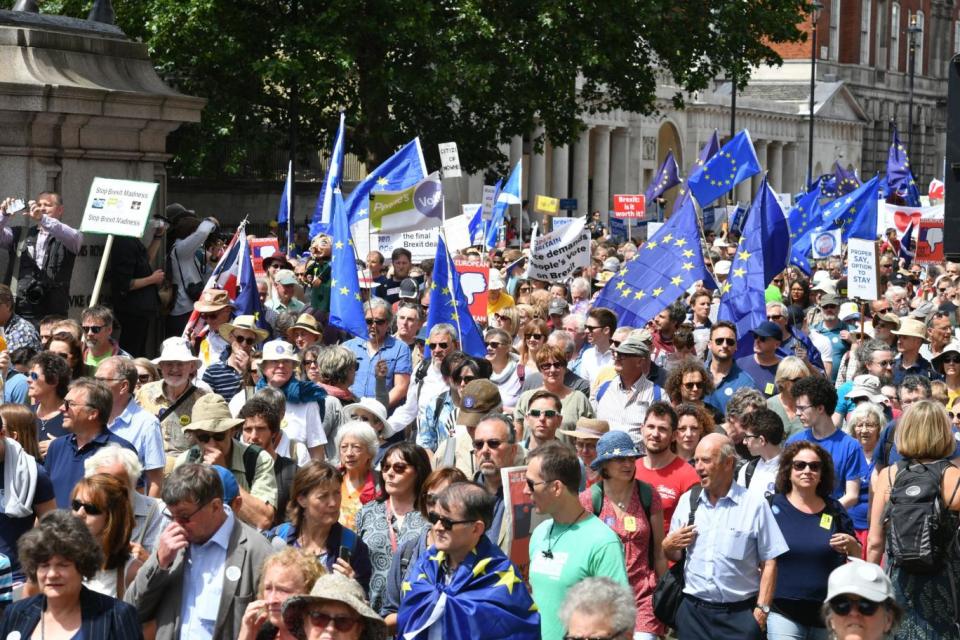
left=832, top=339, right=895, bottom=426
left=388, top=323, right=459, bottom=438
left=343, top=297, right=412, bottom=412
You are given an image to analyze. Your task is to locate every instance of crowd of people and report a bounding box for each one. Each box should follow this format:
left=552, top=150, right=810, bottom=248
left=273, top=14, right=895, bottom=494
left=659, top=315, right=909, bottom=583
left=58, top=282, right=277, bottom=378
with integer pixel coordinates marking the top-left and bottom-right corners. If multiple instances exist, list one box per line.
left=0, top=194, right=957, bottom=640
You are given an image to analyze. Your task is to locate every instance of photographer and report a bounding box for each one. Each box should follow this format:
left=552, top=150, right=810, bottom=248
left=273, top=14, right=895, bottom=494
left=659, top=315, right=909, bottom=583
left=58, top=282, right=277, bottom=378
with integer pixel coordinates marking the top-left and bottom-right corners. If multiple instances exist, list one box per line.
left=164, top=203, right=219, bottom=338
left=0, top=193, right=83, bottom=323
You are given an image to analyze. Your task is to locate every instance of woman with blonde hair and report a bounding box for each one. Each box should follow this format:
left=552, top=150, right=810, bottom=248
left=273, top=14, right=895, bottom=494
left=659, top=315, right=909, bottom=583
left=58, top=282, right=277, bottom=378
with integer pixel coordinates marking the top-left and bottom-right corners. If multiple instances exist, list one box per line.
left=490, top=305, right=520, bottom=342
left=238, top=547, right=325, bottom=640
left=0, top=402, right=41, bottom=459
left=518, top=318, right=549, bottom=371
left=767, top=356, right=810, bottom=437
left=867, top=400, right=960, bottom=637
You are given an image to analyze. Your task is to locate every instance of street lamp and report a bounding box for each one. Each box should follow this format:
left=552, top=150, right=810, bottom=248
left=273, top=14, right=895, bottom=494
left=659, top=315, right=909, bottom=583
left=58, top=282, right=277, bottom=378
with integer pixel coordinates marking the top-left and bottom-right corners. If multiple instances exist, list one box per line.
left=906, top=13, right=922, bottom=160
left=806, top=1, right=823, bottom=188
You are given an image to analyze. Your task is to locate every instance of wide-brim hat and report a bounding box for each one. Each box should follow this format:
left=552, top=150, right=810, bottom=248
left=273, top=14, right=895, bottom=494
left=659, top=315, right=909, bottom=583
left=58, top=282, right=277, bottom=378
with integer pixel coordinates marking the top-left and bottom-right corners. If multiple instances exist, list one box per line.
left=873, top=312, right=901, bottom=328
left=891, top=317, right=927, bottom=341
left=286, top=313, right=322, bottom=338
left=260, top=339, right=300, bottom=363
left=343, top=398, right=389, bottom=430
left=219, top=315, right=269, bottom=342
left=153, top=337, right=202, bottom=366
left=590, top=431, right=642, bottom=470
left=184, top=394, right=244, bottom=433
left=263, top=255, right=293, bottom=271
left=193, top=288, right=234, bottom=313
left=825, top=559, right=894, bottom=604
left=559, top=417, right=610, bottom=440
left=846, top=374, right=886, bottom=404
left=933, top=343, right=960, bottom=373
left=282, top=573, right=386, bottom=640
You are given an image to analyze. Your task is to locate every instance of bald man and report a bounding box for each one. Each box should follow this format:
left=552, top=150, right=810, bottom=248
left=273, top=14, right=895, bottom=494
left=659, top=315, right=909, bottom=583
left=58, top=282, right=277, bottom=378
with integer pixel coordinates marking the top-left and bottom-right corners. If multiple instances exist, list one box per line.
left=662, top=434, right=788, bottom=640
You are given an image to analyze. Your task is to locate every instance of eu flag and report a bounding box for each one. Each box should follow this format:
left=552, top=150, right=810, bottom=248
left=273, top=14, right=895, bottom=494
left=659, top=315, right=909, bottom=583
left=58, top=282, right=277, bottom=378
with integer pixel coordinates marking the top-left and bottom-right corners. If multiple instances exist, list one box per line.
left=644, top=151, right=680, bottom=204
left=235, top=232, right=268, bottom=331
left=327, top=189, right=368, bottom=340
left=427, top=234, right=486, bottom=358
left=899, top=221, right=916, bottom=266
left=886, top=126, right=921, bottom=206
left=817, top=175, right=880, bottom=242
left=671, top=131, right=720, bottom=215
left=686, top=130, right=762, bottom=207
left=594, top=197, right=713, bottom=328
left=397, top=536, right=540, bottom=640
left=309, top=112, right=346, bottom=238
left=787, top=184, right=824, bottom=274
left=834, top=161, right=861, bottom=196
left=345, top=137, right=428, bottom=225
left=718, top=176, right=790, bottom=354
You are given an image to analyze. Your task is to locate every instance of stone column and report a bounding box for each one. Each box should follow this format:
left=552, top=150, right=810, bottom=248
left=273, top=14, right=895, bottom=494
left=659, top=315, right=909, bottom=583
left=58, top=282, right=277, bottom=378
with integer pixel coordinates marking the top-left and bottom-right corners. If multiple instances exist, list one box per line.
left=782, top=143, right=798, bottom=195
left=627, top=125, right=643, bottom=194
left=751, top=139, right=769, bottom=196
left=573, top=127, right=591, bottom=216
left=591, top=126, right=611, bottom=221
left=551, top=142, right=569, bottom=198
left=509, top=135, right=523, bottom=171
left=767, top=141, right=783, bottom=192
left=609, top=128, right=629, bottom=197
left=529, top=125, right=546, bottom=203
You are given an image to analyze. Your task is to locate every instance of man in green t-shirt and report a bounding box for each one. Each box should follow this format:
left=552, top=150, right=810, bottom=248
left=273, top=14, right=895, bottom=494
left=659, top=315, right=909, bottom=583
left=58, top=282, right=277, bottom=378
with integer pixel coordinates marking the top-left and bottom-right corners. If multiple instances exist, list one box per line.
left=524, top=441, right=628, bottom=640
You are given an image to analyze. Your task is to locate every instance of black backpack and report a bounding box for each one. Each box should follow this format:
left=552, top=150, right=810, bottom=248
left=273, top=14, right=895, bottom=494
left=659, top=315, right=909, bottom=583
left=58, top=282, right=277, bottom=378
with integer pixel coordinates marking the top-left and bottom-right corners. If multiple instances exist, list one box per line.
left=884, top=459, right=960, bottom=574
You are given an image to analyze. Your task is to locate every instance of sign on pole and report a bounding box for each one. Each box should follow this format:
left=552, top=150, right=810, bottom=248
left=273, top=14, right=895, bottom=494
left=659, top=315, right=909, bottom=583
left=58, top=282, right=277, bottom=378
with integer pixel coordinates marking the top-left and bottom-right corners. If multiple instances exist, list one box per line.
left=534, top=195, right=560, bottom=216
left=438, top=142, right=461, bottom=178
left=847, top=238, right=880, bottom=300
left=481, top=185, right=497, bottom=220
left=80, top=178, right=159, bottom=238
left=558, top=198, right=577, bottom=212
left=613, top=194, right=647, bottom=219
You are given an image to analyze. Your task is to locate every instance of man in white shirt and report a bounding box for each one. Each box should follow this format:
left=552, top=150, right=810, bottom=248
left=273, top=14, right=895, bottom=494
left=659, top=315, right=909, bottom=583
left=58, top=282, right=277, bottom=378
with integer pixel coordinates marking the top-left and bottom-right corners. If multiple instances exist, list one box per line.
left=579, top=307, right=617, bottom=385
left=737, top=407, right=785, bottom=498
left=389, top=323, right=458, bottom=436
left=593, top=333, right=664, bottom=448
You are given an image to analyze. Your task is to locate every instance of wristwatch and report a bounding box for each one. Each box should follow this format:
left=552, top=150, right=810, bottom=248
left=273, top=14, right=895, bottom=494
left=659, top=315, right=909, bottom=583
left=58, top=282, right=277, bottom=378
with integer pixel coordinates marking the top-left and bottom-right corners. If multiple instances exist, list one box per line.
left=756, top=604, right=771, bottom=614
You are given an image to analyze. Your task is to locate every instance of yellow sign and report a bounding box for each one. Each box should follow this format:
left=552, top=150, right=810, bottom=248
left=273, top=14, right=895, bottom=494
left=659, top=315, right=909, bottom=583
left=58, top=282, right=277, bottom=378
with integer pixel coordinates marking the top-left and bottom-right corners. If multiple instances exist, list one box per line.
left=534, top=195, right=560, bottom=215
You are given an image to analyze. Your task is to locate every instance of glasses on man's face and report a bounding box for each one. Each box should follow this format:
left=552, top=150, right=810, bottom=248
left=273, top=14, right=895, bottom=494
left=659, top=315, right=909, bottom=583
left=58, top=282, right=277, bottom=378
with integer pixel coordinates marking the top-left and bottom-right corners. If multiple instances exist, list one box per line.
left=365, top=318, right=387, bottom=326
left=428, top=342, right=449, bottom=350
left=62, top=399, right=92, bottom=411
left=427, top=511, right=474, bottom=531
left=767, top=315, right=783, bottom=321
left=473, top=438, right=503, bottom=451
left=528, top=409, right=559, bottom=419
left=584, top=325, right=602, bottom=332
left=682, top=381, right=704, bottom=390
left=82, top=325, right=104, bottom=334
left=162, top=499, right=213, bottom=525
left=525, top=478, right=548, bottom=492
left=234, top=335, right=257, bottom=346
left=574, top=440, right=597, bottom=452
left=194, top=431, right=228, bottom=443
left=741, top=434, right=760, bottom=443
left=713, top=337, right=736, bottom=346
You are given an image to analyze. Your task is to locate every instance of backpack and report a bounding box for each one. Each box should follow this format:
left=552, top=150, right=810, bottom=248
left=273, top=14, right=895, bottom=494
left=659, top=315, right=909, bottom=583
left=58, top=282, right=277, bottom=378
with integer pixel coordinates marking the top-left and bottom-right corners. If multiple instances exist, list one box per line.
left=591, top=479, right=656, bottom=567
left=884, top=459, right=960, bottom=574
left=186, top=442, right=263, bottom=488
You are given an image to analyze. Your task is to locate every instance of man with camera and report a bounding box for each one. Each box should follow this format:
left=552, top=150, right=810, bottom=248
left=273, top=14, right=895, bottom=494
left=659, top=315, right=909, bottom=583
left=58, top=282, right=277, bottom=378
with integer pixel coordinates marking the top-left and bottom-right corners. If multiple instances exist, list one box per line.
left=0, top=193, right=83, bottom=323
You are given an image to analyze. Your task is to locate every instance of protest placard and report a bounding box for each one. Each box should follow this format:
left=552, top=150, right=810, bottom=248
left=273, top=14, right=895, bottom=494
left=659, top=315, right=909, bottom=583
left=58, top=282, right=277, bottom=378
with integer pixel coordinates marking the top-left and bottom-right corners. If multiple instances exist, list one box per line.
left=847, top=238, right=879, bottom=300
left=481, top=185, right=497, bottom=220
left=916, top=219, right=945, bottom=264
left=438, top=142, right=461, bottom=178
left=250, top=238, right=281, bottom=276
left=552, top=217, right=575, bottom=233
left=528, top=217, right=589, bottom=282
left=613, top=194, right=646, bottom=219
left=500, top=465, right=547, bottom=582
left=810, top=229, right=842, bottom=259
left=81, top=178, right=158, bottom=238
left=534, top=195, right=560, bottom=216
left=453, top=262, right=489, bottom=322
left=877, top=202, right=944, bottom=237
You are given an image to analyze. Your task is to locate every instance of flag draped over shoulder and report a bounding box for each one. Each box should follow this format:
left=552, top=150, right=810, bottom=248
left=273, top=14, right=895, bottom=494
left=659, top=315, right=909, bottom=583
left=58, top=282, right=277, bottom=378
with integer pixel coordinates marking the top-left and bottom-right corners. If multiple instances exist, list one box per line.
left=327, top=190, right=368, bottom=340
left=397, top=537, right=540, bottom=640
left=686, top=130, right=761, bottom=207
left=345, top=137, right=428, bottom=225
left=427, top=234, right=486, bottom=358
left=593, top=198, right=713, bottom=328
left=718, top=176, right=790, bottom=355
left=886, top=127, right=921, bottom=206
left=369, top=172, right=444, bottom=234
left=309, top=112, right=346, bottom=238
left=644, top=151, right=680, bottom=203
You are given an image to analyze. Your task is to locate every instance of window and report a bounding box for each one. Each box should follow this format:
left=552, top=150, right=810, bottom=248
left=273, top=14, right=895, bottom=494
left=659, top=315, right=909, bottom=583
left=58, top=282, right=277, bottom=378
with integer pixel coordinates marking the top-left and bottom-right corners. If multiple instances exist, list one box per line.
left=830, top=0, right=841, bottom=60
left=911, top=11, right=924, bottom=75
left=860, top=0, right=872, bottom=65
left=890, top=3, right=900, bottom=71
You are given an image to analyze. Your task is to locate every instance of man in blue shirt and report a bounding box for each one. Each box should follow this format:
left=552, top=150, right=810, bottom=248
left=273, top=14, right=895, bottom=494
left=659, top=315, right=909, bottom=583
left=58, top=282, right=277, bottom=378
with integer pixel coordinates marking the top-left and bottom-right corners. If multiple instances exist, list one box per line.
left=735, top=321, right=783, bottom=398
left=705, top=321, right=757, bottom=415
left=811, top=294, right=852, bottom=383
left=786, top=376, right=865, bottom=508
left=663, top=433, right=788, bottom=640
left=44, top=378, right=137, bottom=508
left=890, top=317, right=939, bottom=384
left=343, top=297, right=412, bottom=414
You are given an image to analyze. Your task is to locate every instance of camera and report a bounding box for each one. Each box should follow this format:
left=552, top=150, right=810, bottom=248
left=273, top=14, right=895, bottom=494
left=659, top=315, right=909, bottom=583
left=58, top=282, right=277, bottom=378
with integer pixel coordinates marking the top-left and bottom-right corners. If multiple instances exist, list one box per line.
left=23, top=278, right=46, bottom=305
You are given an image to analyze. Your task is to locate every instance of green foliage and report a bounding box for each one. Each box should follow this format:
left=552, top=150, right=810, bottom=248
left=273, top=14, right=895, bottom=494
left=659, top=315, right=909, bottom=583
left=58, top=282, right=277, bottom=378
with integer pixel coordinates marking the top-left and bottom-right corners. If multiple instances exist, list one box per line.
left=40, top=0, right=810, bottom=179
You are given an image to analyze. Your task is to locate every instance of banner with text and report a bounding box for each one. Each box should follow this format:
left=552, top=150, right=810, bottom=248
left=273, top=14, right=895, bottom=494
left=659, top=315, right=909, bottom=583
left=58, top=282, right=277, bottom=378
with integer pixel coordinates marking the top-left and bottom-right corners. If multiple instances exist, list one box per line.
left=528, top=217, right=589, bottom=282
left=847, top=238, right=879, bottom=300
left=453, top=262, right=489, bottom=322
left=916, top=219, right=945, bottom=265
left=81, top=178, right=158, bottom=237
left=877, top=202, right=944, bottom=237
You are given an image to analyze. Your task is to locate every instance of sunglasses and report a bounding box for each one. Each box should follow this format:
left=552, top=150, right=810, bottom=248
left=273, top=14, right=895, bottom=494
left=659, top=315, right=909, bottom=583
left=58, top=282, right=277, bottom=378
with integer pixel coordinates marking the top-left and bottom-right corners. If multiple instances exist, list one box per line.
left=29, top=372, right=42, bottom=381
left=82, top=325, right=104, bottom=334
left=791, top=460, right=822, bottom=472
left=767, top=315, right=783, bottom=321
left=828, top=596, right=883, bottom=617
left=427, top=511, right=474, bottom=531
left=62, top=399, right=92, bottom=411
left=539, top=362, right=564, bottom=371
left=305, top=610, right=361, bottom=632
left=71, top=500, right=103, bottom=516
left=525, top=478, right=549, bottom=492
left=473, top=438, right=503, bottom=451
left=137, top=374, right=152, bottom=384
left=873, top=359, right=894, bottom=367
left=194, top=431, right=229, bottom=443
left=383, top=461, right=409, bottom=475
left=713, top=337, right=736, bottom=346
left=942, top=356, right=960, bottom=365
left=528, top=409, right=559, bottom=418
left=199, top=312, right=222, bottom=320
left=682, top=381, right=704, bottom=390
left=428, top=342, right=449, bottom=350
left=302, top=359, right=318, bottom=367
left=526, top=333, right=544, bottom=340
left=234, top=335, right=257, bottom=346
left=455, top=375, right=477, bottom=385
left=424, top=492, right=440, bottom=507
left=584, top=325, right=603, bottom=332
left=365, top=318, right=387, bottom=326
left=485, top=341, right=504, bottom=349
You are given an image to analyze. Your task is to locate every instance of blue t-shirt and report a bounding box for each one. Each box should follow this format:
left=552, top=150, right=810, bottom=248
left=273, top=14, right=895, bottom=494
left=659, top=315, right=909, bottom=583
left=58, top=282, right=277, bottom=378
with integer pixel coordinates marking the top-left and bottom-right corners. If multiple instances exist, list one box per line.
left=786, top=428, right=867, bottom=500
left=44, top=429, right=137, bottom=508
left=3, top=372, right=26, bottom=404
left=704, top=362, right=758, bottom=415
left=811, top=322, right=851, bottom=383
left=872, top=420, right=960, bottom=469
left=344, top=335, right=412, bottom=403
left=770, top=493, right=854, bottom=603
left=0, top=462, right=55, bottom=575
left=735, top=356, right=779, bottom=397
left=848, top=454, right=875, bottom=530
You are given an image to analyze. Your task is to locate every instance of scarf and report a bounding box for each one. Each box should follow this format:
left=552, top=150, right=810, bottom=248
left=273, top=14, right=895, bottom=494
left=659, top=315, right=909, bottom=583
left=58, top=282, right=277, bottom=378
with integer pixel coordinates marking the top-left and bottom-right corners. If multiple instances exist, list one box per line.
left=258, top=376, right=328, bottom=405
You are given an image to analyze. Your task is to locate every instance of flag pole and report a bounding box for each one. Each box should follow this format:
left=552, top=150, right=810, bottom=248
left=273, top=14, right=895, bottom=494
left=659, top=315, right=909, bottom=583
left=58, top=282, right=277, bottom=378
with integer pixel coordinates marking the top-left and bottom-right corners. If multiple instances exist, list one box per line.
left=439, top=227, right=466, bottom=344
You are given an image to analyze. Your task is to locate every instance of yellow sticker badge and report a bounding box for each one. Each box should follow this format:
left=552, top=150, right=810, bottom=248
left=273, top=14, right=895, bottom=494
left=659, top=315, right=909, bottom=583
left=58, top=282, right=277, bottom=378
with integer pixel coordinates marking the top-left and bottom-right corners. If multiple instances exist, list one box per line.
left=179, top=415, right=190, bottom=426
left=623, top=516, right=637, bottom=532
left=820, top=513, right=833, bottom=530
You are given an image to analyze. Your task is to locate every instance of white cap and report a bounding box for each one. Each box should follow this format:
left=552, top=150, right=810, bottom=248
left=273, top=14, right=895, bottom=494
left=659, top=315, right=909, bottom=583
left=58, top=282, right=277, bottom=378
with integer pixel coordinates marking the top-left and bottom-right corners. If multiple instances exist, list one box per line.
left=714, top=260, right=731, bottom=276
left=260, top=340, right=300, bottom=363
left=152, top=337, right=201, bottom=366
left=825, top=559, right=895, bottom=603
left=488, top=270, right=505, bottom=291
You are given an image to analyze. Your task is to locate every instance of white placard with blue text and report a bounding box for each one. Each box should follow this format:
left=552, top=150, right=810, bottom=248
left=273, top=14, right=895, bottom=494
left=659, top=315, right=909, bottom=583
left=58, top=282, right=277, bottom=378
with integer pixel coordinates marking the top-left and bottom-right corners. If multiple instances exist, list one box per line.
left=81, top=178, right=159, bottom=237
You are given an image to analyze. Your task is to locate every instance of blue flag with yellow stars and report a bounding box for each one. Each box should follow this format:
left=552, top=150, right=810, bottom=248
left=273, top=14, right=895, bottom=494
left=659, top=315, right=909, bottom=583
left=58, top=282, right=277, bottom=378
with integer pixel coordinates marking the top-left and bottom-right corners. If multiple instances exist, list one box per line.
left=644, top=150, right=680, bottom=204
left=787, top=184, right=824, bottom=275
left=687, top=130, right=761, bottom=207
left=327, top=189, right=368, bottom=340
left=886, top=126, right=921, bottom=206
left=671, top=131, right=720, bottom=215
left=816, top=174, right=880, bottom=242
left=427, top=234, right=486, bottom=358
left=344, top=137, right=427, bottom=225
left=718, top=176, right=790, bottom=356
left=834, top=161, right=861, bottom=196
left=397, top=536, right=540, bottom=640
left=594, top=197, right=713, bottom=328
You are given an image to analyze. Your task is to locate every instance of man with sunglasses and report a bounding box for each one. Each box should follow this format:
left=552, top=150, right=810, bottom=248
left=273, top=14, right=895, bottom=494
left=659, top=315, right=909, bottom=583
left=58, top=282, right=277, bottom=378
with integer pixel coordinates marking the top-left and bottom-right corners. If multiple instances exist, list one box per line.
left=833, top=339, right=895, bottom=426
left=344, top=297, right=412, bottom=412
left=704, top=321, right=757, bottom=416
left=176, top=394, right=278, bottom=531
left=80, top=305, right=129, bottom=369
left=593, top=333, right=664, bottom=449
left=191, top=289, right=236, bottom=368
left=201, top=315, right=268, bottom=402
left=125, top=462, right=273, bottom=640
left=44, top=378, right=136, bottom=508
left=387, top=324, right=458, bottom=439
left=397, top=482, right=540, bottom=640
left=473, top=414, right=522, bottom=551
left=735, top=320, right=784, bottom=398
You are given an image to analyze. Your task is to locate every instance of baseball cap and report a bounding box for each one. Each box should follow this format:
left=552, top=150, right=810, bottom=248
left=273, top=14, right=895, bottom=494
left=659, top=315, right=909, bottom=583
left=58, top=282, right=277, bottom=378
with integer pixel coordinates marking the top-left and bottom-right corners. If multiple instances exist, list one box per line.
left=212, top=465, right=240, bottom=504
left=751, top=321, right=783, bottom=340
left=275, top=269, right=297, bottom=286
left=614, top=333, right=651, bottom=356
left=825, top=560, right=894, bottom=603
left=548, top=298, right=569, bottom=316
left=399, top=278, right=420, bottom=300
left=820, top=293, right=842, bottom=307
left=459, top=380, right=502, bottom=428
left=602, top=257, right=620, bottom=273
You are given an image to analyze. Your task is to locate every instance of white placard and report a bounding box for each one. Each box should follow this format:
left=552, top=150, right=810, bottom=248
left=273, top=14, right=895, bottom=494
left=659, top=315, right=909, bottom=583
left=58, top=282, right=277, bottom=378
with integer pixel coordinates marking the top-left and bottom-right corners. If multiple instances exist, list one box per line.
left=438, top=142, right=461, bottom=178
left=810, top=228, right=842, bottom=258
left=81, top=178, right=159, bottom=237
left=528, top=217, right=590, bottom=282
left=350, top=218, right=438, bottom=263
left=847, top=238, right=879, bottom=300
left=443, top=214, right=472, bottom=253
left=481, top=184, right=497, bottom=220
left=552, top=217, right=575, bottom=232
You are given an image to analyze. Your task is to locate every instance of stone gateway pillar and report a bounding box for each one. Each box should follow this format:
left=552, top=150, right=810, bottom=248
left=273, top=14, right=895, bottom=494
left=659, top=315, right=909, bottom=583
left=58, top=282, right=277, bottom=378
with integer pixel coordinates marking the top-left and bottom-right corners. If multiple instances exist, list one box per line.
left=0, top=9, right=204, bottom=315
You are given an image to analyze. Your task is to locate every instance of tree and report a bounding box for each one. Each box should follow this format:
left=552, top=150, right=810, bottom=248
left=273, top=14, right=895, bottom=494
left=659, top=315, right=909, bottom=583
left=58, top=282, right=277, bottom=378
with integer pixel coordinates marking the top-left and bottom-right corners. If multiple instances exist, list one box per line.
left=46, top=0, right=811, bottom=179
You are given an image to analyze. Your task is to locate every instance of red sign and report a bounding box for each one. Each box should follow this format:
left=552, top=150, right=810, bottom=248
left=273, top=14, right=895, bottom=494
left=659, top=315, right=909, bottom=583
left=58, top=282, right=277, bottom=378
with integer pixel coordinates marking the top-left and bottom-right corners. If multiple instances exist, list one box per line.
left=613, top=194, right=646, bottom=219
left=250, top=238, right=281, bottom=277
left=453, top=262, right=489, bottom=323
left=916, top=219, right=944, bottom=264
